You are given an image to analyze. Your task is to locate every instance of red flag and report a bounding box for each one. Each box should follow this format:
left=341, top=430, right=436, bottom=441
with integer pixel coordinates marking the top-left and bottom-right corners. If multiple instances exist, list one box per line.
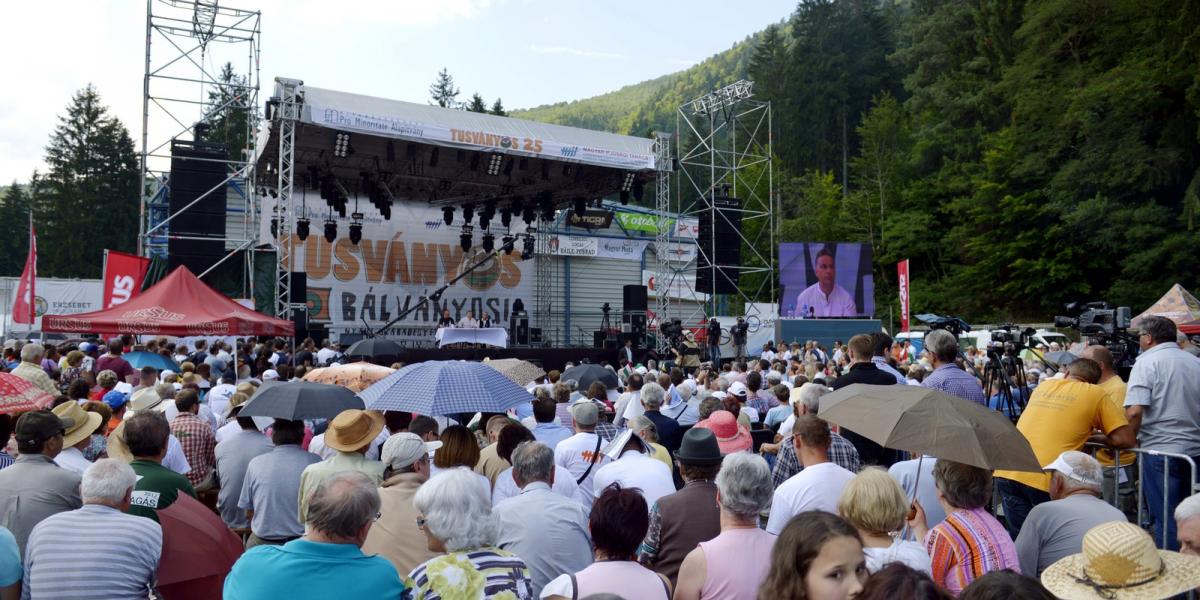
left=12, top=215, right=36, bottom=325
left=897, top=259, right=910, bottom=333
left=101, top=250, right=151, bottom=308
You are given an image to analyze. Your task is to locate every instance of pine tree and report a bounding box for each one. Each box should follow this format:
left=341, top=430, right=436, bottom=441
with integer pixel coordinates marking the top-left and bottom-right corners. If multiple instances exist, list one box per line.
left=205, top=62, right=251, bottom=160
left=490, top=98, right=507, bottom=116
left=748, top=23, right=787, bottom=106
left=466, top=93, right=488, bottom=113
left=429, top=68, right=460, bottom=108
left=36, top=85, right=140, bottom=278
left=0, top=183, right=33, bottom=276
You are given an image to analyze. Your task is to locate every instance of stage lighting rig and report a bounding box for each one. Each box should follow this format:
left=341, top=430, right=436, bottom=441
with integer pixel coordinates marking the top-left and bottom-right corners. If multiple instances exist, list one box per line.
left=539, top=195, right=555, bottom=222
left=296, top=218, right=310, bottom=241
left=521, top=234, right=536, bottom=260
left=633, top=178, right=645, bottom=202
left=502, top=234, right=516, bottom=255
left=348, top=213, right=364, bottom=245
left=521, top=206, right=535, bottom=225
left=510, top=196, right=525, bottom=213
left=687, top=79, right=755, bottom=116
left=323, top=220, right=338, bottom=243
left=500, top=208, right=512, bottom=228
left=482, top=233, right=495, bottom=252
left=334, top=132, right=352, bottom=158
left=270, top=217, right=279, bottom=239
left=621, top=172, right=635, bottom=192
left=459, top=225, right=473, bottom=252
left=462, top=203, right=475, bottom=224
left=442, top=206, right=455, bottom=226
left=486, top=153, right=503, bottom=176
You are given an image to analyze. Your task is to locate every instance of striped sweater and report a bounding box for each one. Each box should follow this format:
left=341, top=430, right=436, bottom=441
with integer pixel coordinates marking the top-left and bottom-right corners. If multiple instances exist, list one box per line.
left=924, top=507, right=1020, bottom=595
left=23, top=504, right=161, bottom=599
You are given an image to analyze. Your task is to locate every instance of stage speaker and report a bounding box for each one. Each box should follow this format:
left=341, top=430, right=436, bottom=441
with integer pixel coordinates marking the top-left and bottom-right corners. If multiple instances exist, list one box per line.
left=696, top=196, right=742, bottom=294
left=292, top=307, right=308, bottom=335
left=618, top=332, right=640, bottom=348
left=167, top=138, right=229, bottom=273
left=593, top=330, right=608, bottom=349
left=512, top=316, right=529, bottom=345
left=623, top=285, right=648, bottom=312
left=290, top=272, right=307, bottom=304
left=603, top=337, right=618, bottom=350
left=622, top=312, right=647, bottom=334
left=529, top=328, right=542, bottom=344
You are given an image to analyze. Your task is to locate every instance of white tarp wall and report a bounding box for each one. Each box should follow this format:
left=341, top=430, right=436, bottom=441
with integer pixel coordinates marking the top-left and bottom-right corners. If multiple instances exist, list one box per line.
left=0, top=277, right=103, bottom=338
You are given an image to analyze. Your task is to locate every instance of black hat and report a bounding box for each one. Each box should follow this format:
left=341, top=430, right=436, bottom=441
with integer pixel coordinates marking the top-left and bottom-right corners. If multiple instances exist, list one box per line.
left=14, top=410, right=73, bottom=451
left=674, top=427, right=723, bottom=466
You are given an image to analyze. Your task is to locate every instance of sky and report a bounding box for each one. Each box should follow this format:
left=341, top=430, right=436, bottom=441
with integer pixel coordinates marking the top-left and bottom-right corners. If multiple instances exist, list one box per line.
left=0, top=0, right=794, bottom=184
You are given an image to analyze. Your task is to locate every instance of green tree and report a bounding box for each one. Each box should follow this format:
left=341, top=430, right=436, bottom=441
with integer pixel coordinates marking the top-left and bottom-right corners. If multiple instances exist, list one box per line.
left=489, top=98, right=507, bottom=116
left=204, top=62, right=251, bottom=160
left=0, top=183, right=33, bottom=276
left=465, top=93, right=488, bottom=113
left=747, top=23, right=788, bottom=107
left=35, top=85, right=140, bottom=278
left=429, top=68, right=460, bottom=108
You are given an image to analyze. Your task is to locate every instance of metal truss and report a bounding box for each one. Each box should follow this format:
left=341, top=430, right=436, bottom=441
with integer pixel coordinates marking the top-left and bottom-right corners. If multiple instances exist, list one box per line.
left=651, top=132, right=674, bottom=354
left=669, top=81, right=776, bottom=322
left=138, top=0, right=261, bottom=290
left=272, top=78, right=302, bottom=319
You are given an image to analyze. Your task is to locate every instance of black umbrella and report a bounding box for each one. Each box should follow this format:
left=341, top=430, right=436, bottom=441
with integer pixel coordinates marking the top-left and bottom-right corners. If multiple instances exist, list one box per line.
left=239, top=381, right=364, bottom=420
left=561, top=364, right=619, bottom=392
left=344, top=338, right=403, bottom=362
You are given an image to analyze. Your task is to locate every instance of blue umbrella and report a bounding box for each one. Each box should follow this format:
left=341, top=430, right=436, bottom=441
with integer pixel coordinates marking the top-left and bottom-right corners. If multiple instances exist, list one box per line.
left=358, top=360, right=534, bottom=416
left=122, top=351, right=181, bottom=372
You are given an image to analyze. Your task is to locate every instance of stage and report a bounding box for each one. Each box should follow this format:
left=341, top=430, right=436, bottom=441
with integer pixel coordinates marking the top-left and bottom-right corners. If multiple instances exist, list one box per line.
left=379, top=346, right=619, bottom=372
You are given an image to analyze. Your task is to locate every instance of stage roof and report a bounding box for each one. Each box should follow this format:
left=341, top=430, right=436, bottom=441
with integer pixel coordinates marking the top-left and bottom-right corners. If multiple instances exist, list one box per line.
left=256, top=80, right=662, bottom=210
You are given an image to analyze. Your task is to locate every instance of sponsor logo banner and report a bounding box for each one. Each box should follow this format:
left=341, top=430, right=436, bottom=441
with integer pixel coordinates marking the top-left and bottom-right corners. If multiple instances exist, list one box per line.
left=566, top=209, right=615, bottom=229
left=642, top=270, right=709, bottom=301
left=595, top=238, right=648, bottom=261
left=102, top=250, right=150, bottom=309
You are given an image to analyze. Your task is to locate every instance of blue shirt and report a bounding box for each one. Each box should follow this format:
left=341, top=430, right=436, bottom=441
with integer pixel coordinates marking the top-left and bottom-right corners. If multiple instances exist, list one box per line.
left=0, top=526, right=19, bottom=587
left=1125, top=342, right=1200, bottom=456
left=922, top=364, right=986, bottom=405
left=872, top=357, right=908, bottom=385
left=533, top=422, right=573, bottom=450
left=223, top=539, right=404, bottom=600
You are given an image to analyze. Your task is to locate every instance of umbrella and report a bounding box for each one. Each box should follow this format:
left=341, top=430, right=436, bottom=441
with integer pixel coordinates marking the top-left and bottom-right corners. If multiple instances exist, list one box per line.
left=0, top=373, right=56, bottom=414
left=122, top=350, right=180, bottom=372
left=239, top=380, right=364, bottom=420
left=303, top=361, right=396, bottom=392
left=561, top=364, right=619, bottom=392
left=1042, top=350, right=1078, bottom=367
left=359, top=360, right=534, bottom=416
left=818, top=383, right=1042, bottom=472
left=482, top=358, right=545, bottom=386
left=344, top=338, right=403, bottom=362
left=156, top=494, right=244, bottom=599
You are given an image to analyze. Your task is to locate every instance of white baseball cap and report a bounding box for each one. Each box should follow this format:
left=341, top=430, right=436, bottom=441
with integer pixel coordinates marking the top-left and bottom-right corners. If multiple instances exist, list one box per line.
left=729, top=381, right=749, bottom=397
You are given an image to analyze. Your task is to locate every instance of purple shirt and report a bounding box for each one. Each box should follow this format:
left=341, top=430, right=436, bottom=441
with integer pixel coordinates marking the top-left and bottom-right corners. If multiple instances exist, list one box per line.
left=922, top=364, right=986, bottom=405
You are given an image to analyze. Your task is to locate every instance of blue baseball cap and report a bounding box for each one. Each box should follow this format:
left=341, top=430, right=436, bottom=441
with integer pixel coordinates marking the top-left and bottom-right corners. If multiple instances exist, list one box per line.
left=79, top=342, right=98, bottom=354
left=102, top=390, right=128, bottom=410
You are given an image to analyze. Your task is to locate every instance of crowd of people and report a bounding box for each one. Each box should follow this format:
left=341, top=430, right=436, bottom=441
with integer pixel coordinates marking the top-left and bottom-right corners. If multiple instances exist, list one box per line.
left=0, top=316, right=1198, bottom=599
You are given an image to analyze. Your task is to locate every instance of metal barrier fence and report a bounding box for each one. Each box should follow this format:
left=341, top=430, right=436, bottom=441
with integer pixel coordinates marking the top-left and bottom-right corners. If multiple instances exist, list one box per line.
left=1085, top=443, right=1198, bottom=549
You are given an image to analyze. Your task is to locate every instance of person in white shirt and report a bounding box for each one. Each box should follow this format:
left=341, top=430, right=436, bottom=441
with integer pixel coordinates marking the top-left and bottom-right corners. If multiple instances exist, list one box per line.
left=617, top=374, right=645, bottom=427
left=457, top=310, right=479, bottom=328
left=591, top=429, right=674, bottom=512
left=766, top=414, right=856, bottom=534
left=51, top=401, right=103, bottom=475
left=793, top=248, right=857, bottom=318
left=554, top=402, right=613, bottom=510
left=315, top=341, right=339, bottom=366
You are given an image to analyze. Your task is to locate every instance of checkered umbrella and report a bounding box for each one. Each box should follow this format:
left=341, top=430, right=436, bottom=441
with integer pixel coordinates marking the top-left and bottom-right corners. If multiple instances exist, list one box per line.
left=0, top=372, right=56, bottom=414
left=358, top=360, right=534, bottom=416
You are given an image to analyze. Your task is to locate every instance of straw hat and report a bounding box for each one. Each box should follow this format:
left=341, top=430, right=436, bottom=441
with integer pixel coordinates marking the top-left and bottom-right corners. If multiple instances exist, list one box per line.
left=324, top=409, right=385, bottom=453
left=52, top=402, right=103, bottom=448
left=1041, top=521, right=1200, bottom=599
left=105, top=420, right=133, bottom=463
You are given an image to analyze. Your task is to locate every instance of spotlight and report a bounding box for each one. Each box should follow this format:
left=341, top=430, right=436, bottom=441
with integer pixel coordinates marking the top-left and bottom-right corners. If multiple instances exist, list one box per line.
left=443, top=207, right=454, bottom=226
left=539, top=195, right=555, bottom=221
left=510, top=196, right=525, bottom=213
left=633, top=178, right=645, bottom=202
left=619, top=190, right=630, bottom=204
left=348, top=213, right=363, bottom=245
left=502, top=234, right=516, bottom=255
left=296, top=218, right=310, bottom=241
left=323, top=220, right=338, bottom=243
left=333, top=132, right=351, bottom=158
left=621, top=172, right=636, bottom=192
left=462, top=203, right=475, bottom=224
left=574, top=197, right=587, bottom=216
left=486, top=154, right=503, bottom=176
left=482, top=233, right=495, bottom=252
left=500, top=209, right=512, bottom=228
left=459, top=225, right=473, bottom=252
left=521, top=206, right=535, bottom=225
left=521, top=234, right=535, bottom=260
left=269, top=188, right=279, bottom=198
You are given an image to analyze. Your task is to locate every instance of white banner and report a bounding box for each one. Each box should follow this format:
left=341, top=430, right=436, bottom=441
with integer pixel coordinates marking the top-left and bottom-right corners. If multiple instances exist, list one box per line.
left=595, top=238, right=649, bottom=261
left=0, top=277, right=103, bottom=336
left=663, top=243, right=697, bottom=263
left=261, top=199, right=533, bottom=346
left=536, top=235, right=598, bottom=257
left=642, top=270, right=709, bottom=301
left=309, top=102, right=656, bottom=171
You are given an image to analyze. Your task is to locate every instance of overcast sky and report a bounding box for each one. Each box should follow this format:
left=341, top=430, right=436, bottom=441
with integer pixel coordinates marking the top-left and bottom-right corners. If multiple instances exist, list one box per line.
left=0, top=0, right=792, bottom=184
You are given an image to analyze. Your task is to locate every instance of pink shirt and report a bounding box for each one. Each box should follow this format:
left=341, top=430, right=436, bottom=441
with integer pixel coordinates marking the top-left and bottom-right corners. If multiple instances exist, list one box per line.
left=574, top=561, right=669, bottom=600
left=698, top=528, right=777, bottom=600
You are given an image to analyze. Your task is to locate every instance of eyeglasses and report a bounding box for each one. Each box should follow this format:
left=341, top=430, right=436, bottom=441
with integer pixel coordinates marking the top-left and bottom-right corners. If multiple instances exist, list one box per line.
left=374, top=511, right=381, bottom=522
left=415, top=516, right=427, bottom=528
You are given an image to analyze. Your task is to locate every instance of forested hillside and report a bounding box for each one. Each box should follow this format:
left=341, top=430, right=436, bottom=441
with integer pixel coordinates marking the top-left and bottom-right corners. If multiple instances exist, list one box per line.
left=518, top=0, right=1200, bottom=323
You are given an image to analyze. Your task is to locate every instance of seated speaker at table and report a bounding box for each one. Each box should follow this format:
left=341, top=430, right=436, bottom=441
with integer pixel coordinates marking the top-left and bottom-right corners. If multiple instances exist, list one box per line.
left=457, top=310, right=479, bottom=328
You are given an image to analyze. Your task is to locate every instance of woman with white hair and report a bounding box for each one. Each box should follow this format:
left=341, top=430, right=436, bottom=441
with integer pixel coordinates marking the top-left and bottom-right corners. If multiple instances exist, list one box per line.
left=672, top=453, right=777, bottom=600
left=409, top=468, right=533, bottom=599
left=777, top=382, right=829, bottom=438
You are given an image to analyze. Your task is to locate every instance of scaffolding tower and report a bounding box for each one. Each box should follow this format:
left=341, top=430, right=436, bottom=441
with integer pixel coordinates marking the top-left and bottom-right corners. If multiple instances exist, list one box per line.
left=138, top=0, right=262, bottom=292
left=664, top=80, right=776, bottom=328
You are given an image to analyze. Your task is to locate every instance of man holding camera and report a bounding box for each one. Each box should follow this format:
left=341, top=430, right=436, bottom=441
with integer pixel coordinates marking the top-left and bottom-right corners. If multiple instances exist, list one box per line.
left=731, top=317, right=749, bottom=363
left=706, top=318, right=722, bottom=366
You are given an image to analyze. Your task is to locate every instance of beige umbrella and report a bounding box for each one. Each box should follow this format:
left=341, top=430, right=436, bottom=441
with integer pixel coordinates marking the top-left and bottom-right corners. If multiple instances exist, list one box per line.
left=302, top=361, right=396, bottom=393
left=482, top=357, right=545, bottom=386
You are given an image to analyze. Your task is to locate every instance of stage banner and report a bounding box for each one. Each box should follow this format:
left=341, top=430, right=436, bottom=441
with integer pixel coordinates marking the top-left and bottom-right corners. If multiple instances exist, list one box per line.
left=613, top=212, right=700, bottom=240
left=12, top=217, right=35, bottom=325
left=259, top=198, right=533, bottom=346
left=642, top=270, right=710, bottom=302
left=102, top=250, right=151, bottom=309
left=595, top=238, right=648, bottom=261
left=898, top=259, right=910, bottom=332
left=663, top=242, right=697, bottom=263
left=537, top=235, right=597, bottom=257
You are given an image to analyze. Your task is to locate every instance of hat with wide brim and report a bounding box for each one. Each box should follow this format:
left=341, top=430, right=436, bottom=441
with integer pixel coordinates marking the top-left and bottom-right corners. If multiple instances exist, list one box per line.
left=1041, top=521, right=1200, bottom=599
left=324, top=409, right=385, bottom=453
left=700, top=410, right=752, bottom=455
left=53, top=401, right=103, bottom=448
left=105, top=420, right=133, bottom=463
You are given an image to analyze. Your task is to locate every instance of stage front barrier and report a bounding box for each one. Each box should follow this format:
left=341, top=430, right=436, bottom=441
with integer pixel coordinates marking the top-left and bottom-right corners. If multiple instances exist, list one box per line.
left=435, top=327, right=508, bottom=348
left=775, top=318, right=884, bottom=350
left=1085, top=443, right=1198, bottom=549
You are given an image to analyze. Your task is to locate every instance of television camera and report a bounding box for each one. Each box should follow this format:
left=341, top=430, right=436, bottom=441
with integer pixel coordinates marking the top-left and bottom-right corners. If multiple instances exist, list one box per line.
left=1054, top=301, right=1139, bottom=372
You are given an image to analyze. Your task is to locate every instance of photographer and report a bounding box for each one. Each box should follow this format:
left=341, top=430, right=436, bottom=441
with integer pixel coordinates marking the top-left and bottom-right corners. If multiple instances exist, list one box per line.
left=1124, top=316, right=1200, bottom=550
left=671, top=334, right=702, bottom=376
left=731, top=317, right=749, bottom=362
left=706, top=318, right=722, bottom=366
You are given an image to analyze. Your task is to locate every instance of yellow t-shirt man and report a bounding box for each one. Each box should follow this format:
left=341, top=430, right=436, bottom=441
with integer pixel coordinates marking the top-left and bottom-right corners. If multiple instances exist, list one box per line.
left=1095, top=375, right=1133, bottom=466
left=995, top=378, right=1128, bottom=491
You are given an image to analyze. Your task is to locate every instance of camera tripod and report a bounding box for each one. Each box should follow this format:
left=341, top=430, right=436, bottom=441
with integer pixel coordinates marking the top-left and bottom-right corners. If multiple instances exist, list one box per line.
left=982, top=346, right=1031, bottom=422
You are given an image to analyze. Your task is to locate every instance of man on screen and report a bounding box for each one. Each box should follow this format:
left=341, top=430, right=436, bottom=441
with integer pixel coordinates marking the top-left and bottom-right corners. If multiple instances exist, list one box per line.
left=794, top=248, right=857, bottom=317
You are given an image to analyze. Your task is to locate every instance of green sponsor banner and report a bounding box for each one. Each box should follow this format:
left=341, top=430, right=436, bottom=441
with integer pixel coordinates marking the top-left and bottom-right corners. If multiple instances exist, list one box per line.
left=615, top=212, right=671, bottom=234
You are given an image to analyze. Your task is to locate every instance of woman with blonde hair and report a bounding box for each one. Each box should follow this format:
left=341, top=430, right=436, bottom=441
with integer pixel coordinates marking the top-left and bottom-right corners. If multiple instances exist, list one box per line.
left=838, top=467, right=931, bottom=574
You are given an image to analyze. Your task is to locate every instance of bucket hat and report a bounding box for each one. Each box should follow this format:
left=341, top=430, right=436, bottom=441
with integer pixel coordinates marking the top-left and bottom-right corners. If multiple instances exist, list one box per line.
left=1041, top=521, right=1200, bottom=599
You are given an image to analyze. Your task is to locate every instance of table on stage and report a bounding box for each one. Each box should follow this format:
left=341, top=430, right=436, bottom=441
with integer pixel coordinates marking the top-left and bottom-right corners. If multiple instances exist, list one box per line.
left=435, top=327, right=508, bottom=348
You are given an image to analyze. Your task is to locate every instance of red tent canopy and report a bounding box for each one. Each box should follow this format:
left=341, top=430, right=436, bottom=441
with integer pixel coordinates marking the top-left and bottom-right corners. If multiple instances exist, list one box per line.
left=42, top=266, right=294, bottom=337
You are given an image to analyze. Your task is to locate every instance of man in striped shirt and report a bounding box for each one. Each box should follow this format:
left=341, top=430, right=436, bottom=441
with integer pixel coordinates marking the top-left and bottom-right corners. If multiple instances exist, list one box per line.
left=23, top=459, right=162, bottom=599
